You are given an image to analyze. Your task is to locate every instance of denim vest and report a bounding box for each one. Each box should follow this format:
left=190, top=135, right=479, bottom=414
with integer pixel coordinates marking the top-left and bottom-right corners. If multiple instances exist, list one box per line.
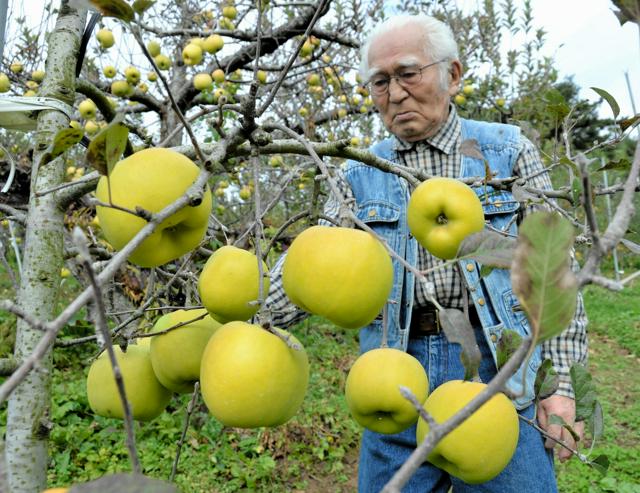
left=343, top=118, right=541, bottom=409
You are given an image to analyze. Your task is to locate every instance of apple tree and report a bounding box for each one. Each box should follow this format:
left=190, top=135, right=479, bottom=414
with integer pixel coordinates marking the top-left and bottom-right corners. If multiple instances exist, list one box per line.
left=0, top=0, right=638, bottom=492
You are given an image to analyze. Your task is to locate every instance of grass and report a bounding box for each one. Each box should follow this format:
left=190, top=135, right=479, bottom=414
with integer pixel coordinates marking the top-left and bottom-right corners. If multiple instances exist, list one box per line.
left=556, top=280, right=640, bottom=493
left=40, top=317, right=362, bottom=492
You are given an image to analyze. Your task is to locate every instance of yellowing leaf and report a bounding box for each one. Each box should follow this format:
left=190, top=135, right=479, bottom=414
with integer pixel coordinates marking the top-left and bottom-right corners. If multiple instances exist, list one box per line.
left=510, top=211, right=578, bottom=342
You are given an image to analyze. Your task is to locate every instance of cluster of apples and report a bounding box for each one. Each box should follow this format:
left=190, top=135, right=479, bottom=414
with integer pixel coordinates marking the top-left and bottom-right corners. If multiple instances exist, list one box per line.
left=0, top=66, right=45, bottom=96
left=278, top=181, right=516, bottom=483
left=88, top=148, right=309, bottom=428
left=87, top=145, right=516, bottom=482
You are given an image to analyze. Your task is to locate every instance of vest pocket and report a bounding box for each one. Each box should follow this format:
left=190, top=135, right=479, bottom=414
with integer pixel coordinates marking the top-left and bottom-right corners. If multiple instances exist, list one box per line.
left=479, top=190, right=519, bottom=234
left=355, top=199, right=401, bottom=223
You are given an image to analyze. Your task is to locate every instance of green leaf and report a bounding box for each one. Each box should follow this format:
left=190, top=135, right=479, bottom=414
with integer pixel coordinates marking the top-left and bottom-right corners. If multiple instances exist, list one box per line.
left=438, top=308, right=481, bottom=380
left=458, top=230, right=516, bottom=268
left=571, top=177, right=582, bottom=206
left=496, top=329, right=523, bottom=370
left=534, top=358, right=559, bottom=400
left=86, top=118, right=129, bottom=176
left=511, top=211, right=578, bottom=342
left=589, top=400, right=604, bottom=440
left=589, top=454, right=610, bottom=476
left=548, top=414, right=581, bottom=443
left=132, top=0, right=154, bottom=14
left=40, top=128, right=84, bottom=166
left=479, top=265, right=495, bottom=278
left=597, top=159, right=631, bottom=172
left=571, top=364, right=598, bottom=421
left=544, top=89, right=570, bottom=122
left=620, top=238, right=640, bottom=254
left=69, top=473, right=178, bottom=492
left=86, top=0, right=135, bottom=22
left=618, top=114, right=640, bottom=132
left=591, top=87, right=620, bottom=119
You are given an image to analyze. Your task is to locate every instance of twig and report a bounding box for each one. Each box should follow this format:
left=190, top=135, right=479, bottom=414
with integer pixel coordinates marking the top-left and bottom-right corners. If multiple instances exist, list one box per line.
left=72, top=227, right=141, bottom=474
left=518, top=414, right=588, bottom=463
left=170, top=381, right=200, bottom=482
left=382, top=337, right=533, bottom=492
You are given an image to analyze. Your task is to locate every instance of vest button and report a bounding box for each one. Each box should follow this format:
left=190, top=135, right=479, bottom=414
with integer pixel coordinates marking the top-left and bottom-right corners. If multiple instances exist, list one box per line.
left=478, top=298, right=485, bottom=306
left=368, top=209, right=377, bottom=217
left=466, top=263, right=475, bottom=272
left=494, top=201, right=502, bottom=208
left=490, top=333, right=498, bottom=343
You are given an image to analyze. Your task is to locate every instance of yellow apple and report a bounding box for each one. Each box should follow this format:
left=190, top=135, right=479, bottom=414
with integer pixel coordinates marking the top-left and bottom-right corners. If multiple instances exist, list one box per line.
left=96, top=28, right=115, bottom=49
left=282, top=226, right=393, bottom=329
left=31, top=69, right=45, bottom=82
left=24, top=89, right=37, bottom=97
left=238, top=185, right=251, bottom=200
left=193, top=73, right=213, bottom=91
left=103, top=65, right=116, bottom=78
left=213, top=87, right=227, bottom=103
left=182, top=43, right=203, bottom=66
left=463, top=84, right=475, bottom=95
left=147, top=71, right=158, bottom=82
left=10, top=62, right=23, bottom=74
left=416, top=380, right=519, bottom=484
left=257, top=70, right=267, bottom=84
left=25, top=80, right=38, bottom=90
left=200, top=321, right=309, bottom=428
left=222, top=5, right=237, bottom=19
left=150, top=308, right=221, bottom=393
left=198, top=245, right=269, bottom=323
left=203, top=34, right=224, bottom=53
left=0, top=73, right=11, bottom=93
left=454, top=94, right=466, bottom=105
left=345, top=348, right=429, bottom=434
left=307, top=73, right=321, bottom=86
left=111, top=79, right=132, bottom=97
left=154, top=54, right=172, bottom=71
left=189, top=37, right=205, bottom=48
left=407, top=177, right=484, bottom=260
left=497, top=97, right=506, bottom=107
left=41, top=488, right=69, bottom=493
left=211, top=68, right=225, bottom=84
left=124, top=66, right=141, bottom=85
left=95, top=148, right=212, bottom=268
left=86, top=345, right=172, bottom=421
left=218, top=17, right=235, bottom=30
left=299, top=39, right=313, bottom=57
left=146, top=40, right=161, bottom=57
left=84, top=120, right=99, bottom=135
left=78, top=98, right=97, bottom=120
left=69, top=120, right=81, bottom=130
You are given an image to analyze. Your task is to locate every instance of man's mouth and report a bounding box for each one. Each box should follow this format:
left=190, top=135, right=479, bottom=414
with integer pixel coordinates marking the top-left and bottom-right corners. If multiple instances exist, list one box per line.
left=393, top=111, right=415, bottom=122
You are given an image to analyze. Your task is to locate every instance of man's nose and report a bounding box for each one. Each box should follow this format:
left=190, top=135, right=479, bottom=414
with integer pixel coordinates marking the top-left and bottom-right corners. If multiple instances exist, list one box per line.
left=388, top=77, right=408, bottom=103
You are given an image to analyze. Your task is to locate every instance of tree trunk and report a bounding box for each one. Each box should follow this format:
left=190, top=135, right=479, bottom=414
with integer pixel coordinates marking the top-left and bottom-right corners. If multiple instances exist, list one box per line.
left=5, top=3, right=86, bottom=492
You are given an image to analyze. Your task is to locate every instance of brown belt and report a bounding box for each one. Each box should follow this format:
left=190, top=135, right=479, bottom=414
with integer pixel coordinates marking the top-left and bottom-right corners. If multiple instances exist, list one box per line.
left=409, top=307, right=441, bottom=338
left=409, top=305, right=482, bottom=338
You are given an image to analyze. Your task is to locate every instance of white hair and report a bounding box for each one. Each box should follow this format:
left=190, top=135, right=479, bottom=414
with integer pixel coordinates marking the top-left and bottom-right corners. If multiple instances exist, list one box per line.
left=360, top=14, right=460, bottom=89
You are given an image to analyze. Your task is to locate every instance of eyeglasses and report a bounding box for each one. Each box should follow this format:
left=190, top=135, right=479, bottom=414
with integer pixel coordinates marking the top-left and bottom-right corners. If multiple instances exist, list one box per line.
left=367, top=60, right=445, bottom=96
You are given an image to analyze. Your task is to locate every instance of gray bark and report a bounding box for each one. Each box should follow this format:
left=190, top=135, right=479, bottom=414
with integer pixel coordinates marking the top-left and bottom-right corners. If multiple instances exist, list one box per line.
left=5, top=2, right=86, bottom=492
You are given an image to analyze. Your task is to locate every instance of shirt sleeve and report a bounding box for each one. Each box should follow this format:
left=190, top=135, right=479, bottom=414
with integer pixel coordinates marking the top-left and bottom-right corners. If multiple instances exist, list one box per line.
left=514, top=136, right=589, bottom=400
left=265, top=167, right=355, bottom=328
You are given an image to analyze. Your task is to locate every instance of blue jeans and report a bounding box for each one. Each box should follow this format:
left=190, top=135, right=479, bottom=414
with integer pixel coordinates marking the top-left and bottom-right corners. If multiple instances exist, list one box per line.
left=358, top=330, right=557, bottom=493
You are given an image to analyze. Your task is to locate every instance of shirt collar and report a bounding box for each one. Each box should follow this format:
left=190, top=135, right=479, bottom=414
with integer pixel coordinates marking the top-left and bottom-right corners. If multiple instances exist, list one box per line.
left=392, top=103, right=460, bottom=154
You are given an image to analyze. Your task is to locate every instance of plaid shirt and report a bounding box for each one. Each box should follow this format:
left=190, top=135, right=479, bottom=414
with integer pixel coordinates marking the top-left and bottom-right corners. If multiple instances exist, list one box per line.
left=266, top=106, right=588, bottom=399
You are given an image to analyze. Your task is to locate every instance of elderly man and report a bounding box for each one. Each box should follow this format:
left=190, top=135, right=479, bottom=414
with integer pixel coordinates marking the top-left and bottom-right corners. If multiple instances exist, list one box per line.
left=267, top=13, right=587, bottom=493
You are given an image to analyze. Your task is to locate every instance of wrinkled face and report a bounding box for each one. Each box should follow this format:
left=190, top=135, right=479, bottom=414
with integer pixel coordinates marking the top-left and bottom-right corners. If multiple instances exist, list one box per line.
left=367, top=23, right=461, bottom=142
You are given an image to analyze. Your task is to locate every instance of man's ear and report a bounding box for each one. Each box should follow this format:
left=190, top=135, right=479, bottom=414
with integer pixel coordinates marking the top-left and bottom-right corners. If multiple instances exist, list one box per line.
left=447, top=60, right=463, bottom=96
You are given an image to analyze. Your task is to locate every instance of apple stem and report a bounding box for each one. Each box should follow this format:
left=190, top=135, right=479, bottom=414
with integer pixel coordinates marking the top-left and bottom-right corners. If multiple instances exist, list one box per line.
left=436, top=213, right=448, bottom=225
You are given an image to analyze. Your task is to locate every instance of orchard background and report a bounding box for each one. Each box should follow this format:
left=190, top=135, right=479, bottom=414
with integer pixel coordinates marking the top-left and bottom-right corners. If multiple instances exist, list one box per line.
left=0, top=0, right=638, bottom=492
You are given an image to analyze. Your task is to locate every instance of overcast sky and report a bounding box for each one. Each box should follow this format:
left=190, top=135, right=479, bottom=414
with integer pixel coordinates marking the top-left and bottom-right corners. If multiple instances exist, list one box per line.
left=530, top=0, right=639, bottom=119
left=7, top=0, right=640, bottom=120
